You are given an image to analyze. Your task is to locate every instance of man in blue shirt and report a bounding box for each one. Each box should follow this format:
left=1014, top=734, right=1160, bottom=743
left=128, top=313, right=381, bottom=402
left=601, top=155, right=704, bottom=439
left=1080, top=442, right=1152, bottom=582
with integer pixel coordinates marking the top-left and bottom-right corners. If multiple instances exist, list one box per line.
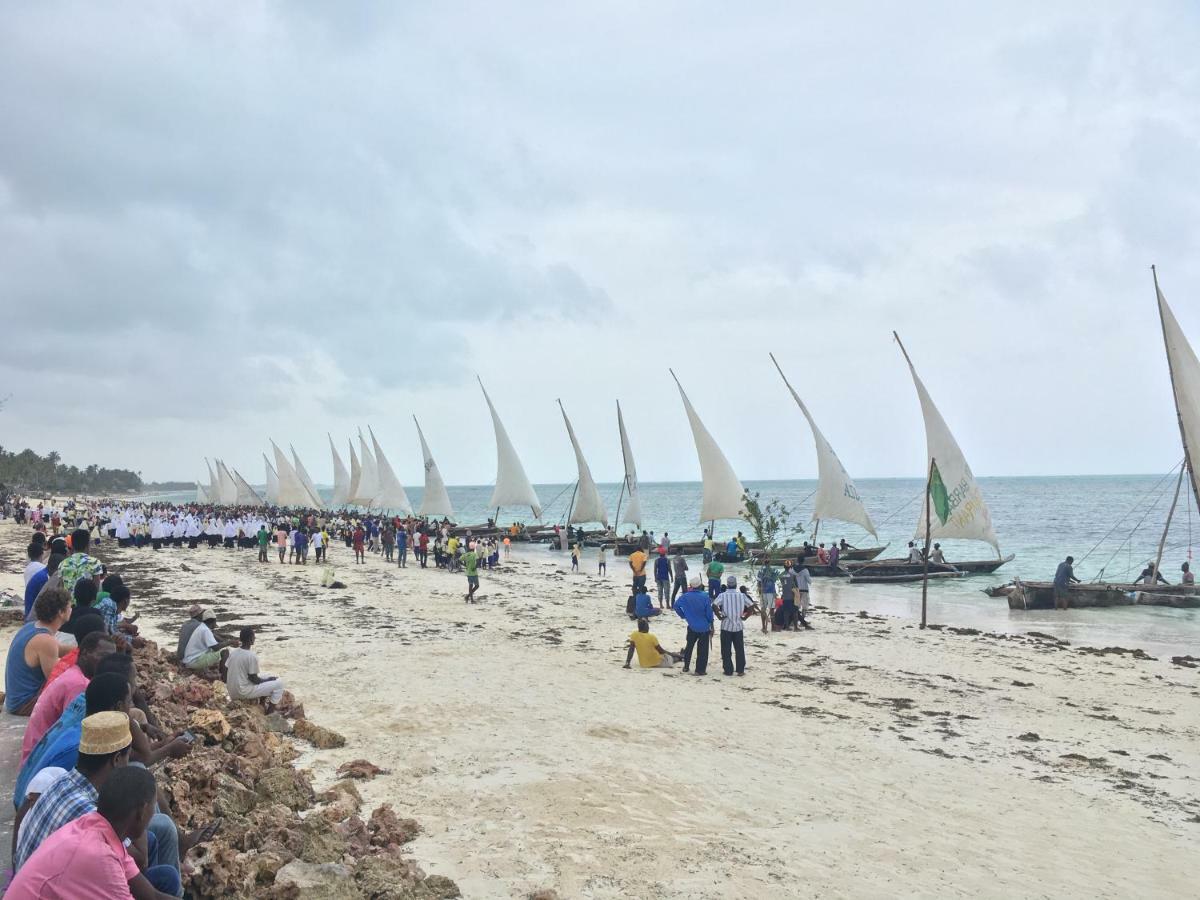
left=396, top=527, right=408, bottom=568
left=673, top=576, right=714, bottom=676
left=653, top=550, right=671, bottom=608
left=633, top=586, right=660, bottom=618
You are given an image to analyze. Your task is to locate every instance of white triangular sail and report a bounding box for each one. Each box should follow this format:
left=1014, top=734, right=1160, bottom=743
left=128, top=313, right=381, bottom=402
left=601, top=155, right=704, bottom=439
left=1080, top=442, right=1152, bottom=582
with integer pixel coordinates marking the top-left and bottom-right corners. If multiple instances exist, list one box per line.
left=328, top=435, right=351, bottom=508
left=479, top=378, right=542, bottom=518
left=369, top=427, right=413, bottom=514
left=559, top=401, right=608, bottom=526
left=263, top=454, right=279, bottom=504
left=670, top=370, right=745, bottom=523
left=1155, top=274, right=1200, bottom=515
left=217, top=461, right=239, bottom=505
left=205, top=459, right=219, bottom=504
left=354, top=430, right=380, bottom=507
left=291, top=445, right=324, bottom=509
left=347, top=439, right=362, bottom=505
left=895, top=333, right=999, bottom=551
left=232, top=469, right=264, bottom=506
left=770, top=353, right=877, bottom=537
left=414, top=417, right=454, bottom=519
left=272, top=440, right=318, bottom=507
left=616, top=401, right=644, bottom=528
left=195, top=482, right=209, bottom=504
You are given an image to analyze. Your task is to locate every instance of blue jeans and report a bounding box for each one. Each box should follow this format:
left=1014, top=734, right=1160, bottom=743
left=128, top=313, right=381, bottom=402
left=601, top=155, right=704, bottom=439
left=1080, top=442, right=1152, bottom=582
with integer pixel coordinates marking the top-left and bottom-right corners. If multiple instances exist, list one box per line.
left=146, top=829, right=183, bottom=896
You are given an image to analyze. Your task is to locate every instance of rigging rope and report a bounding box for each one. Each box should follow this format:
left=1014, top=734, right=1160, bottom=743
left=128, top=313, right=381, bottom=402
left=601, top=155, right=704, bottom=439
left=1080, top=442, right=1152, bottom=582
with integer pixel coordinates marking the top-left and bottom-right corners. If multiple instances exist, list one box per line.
left=1077, top=460, right=1183, bottom=567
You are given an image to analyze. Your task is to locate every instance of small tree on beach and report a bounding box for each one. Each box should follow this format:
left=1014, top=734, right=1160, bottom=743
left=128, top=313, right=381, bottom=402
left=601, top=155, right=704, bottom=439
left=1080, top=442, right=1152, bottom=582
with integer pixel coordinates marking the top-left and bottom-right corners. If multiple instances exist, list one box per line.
left=740, top=489, right=805, bottom=575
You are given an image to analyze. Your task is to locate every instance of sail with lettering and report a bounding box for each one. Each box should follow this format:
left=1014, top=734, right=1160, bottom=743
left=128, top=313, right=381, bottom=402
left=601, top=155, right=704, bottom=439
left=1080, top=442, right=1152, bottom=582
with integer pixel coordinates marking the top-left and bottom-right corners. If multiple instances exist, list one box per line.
left=670, top=370, right=745, bottom=523
left=291, top=445, right=324, bottom=509
left=328, top=435, right=351, bottom=508
left=271, top=440, right=318, bottom=507
left=347, top=439, right=362, bottom=506
left=1155, top=272, right=1200, bottom=514
left=354, top=431, right=380, bottom=508
left=414, top=417, right=454, bottom=518
left=558, top=401, right=608, bottom=526
left=895, top=333, right=999, bottom=550
left=616, top=401, right=643, bottom=528
left=479, top=378, right=542, bottom=518
left=369, top=427, right=413, bottom=514
left=770, top=353, right=876, bottom=537
left=263, top=454, right=279, bottom=504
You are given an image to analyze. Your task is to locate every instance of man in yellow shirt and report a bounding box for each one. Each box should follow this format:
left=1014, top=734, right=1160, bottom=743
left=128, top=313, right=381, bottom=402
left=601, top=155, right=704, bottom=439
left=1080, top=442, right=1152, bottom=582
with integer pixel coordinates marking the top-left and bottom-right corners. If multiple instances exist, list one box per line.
left=622, top=619, right=680, bottom=669
left=628, top=548, right=648, bottom=592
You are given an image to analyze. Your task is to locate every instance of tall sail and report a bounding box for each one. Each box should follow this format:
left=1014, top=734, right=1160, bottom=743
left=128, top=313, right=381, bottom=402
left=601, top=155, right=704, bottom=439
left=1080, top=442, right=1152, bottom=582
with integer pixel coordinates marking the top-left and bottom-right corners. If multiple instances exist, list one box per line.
left=232, top=469, right=264, bottom=506
left=670, top=370, right=745, bottom=523
left=347, top=439, right=362, bottom=505
left=271, top=440, right=318, bottom=507
left=770, top=353, right=877, bottom=537
left=369, top=427, right=413, bottom=514
left=414, top=417, right=454, bottom=518
left=328, top=435, right=351, bottom=508
left=216, top=461, right=239, bottom=505
left=895, top=332, right=999, bottom=550
left=479, top=378, right=542, bottom=518
left=1154, top=271, right=1200, bottom=515
left=195, top=482, right=209, bottom=504
left=616, top=401, right=644, bottom=528
left=291, top=445, right=324, bottom=509
left=559, top=401, right=608, bottom=526
left=205, top=458, right=219, bottom=504
left=355, top=430, right=380, bottom=507
left=263, top=454, right=279, bottom=504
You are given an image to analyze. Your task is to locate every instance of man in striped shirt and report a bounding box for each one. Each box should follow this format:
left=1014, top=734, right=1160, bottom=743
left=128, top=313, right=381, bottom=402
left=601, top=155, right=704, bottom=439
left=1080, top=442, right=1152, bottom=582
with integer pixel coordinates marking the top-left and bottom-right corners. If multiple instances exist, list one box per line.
left=714, top=575, right=757, bottom=676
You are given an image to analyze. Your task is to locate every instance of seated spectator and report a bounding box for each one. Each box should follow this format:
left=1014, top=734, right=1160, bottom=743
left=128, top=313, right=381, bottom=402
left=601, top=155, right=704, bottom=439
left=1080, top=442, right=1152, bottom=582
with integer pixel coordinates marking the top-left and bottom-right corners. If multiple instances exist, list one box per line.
left=225, top=627, right=286, bottom=712
left=11, top=766, right=66, bottom=868
left=96, top=583, right=135, bottom=637
left=57, top=528, right=104, bottom=596
left=633, top=586, right=661, bottom=619
left=623, top=619, right=680, bottom=669
left=23, top=542, right=46, bottom=588
left=42, top=616, right=108, bottom=692
left=180, top=609, right=228, bottom=676
left=9, top=758, right=181, bottom=898
left=174, top=605, right=203, bottom=663
left=22, top=631, right=116, bottom=764
left=5, top=588, right=72, bottom=715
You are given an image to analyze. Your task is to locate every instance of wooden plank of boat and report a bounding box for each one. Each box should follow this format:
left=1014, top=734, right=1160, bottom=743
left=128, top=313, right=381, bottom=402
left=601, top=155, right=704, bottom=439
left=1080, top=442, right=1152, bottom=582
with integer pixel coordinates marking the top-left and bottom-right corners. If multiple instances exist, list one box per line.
left=846, top=554, right=1014, bottom=576
left=1134, top=591, right=1200, bottom=608
left=716, top=545, right=888, bottom=565
left=849, top=570, right=965, bottom=585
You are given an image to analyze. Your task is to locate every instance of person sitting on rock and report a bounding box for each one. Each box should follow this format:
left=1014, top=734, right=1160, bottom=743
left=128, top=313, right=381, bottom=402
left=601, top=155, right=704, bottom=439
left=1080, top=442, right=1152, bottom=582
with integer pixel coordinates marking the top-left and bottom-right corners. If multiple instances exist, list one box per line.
left=225, top=627, right=286, bottom=713
left=180, top=608, right=230, bottom=678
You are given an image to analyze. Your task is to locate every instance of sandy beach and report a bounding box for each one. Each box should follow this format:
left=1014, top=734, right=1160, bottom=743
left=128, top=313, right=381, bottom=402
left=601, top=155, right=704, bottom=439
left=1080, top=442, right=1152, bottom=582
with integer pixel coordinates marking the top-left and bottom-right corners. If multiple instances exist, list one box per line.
left=3, top=521, right=1198, bottom=898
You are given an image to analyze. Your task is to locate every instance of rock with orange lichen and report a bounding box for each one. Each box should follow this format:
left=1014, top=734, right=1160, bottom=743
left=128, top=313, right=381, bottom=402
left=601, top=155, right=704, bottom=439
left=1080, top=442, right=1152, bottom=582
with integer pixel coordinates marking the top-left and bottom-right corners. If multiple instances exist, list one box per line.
left=189, top=708, right=232, bottom=743
left=336, top=759, right=387, bottom=780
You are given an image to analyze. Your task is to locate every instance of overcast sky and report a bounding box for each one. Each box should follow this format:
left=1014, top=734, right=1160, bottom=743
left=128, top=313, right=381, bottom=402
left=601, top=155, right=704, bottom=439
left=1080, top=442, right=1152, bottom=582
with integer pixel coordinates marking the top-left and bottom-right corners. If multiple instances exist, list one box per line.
left=3, top=2, right=1200, bottom=486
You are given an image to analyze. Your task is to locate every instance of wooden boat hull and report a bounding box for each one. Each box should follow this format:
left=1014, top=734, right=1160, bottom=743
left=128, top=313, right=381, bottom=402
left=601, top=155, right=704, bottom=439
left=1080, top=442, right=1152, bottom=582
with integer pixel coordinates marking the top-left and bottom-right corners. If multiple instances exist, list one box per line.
left=849, top=571, right=965, bottom=585
left=715, top=545, right=888, bottom=565
left=1000, top=580, right=1200, bottom=610
left=846, top=554, right=1014, bottom=577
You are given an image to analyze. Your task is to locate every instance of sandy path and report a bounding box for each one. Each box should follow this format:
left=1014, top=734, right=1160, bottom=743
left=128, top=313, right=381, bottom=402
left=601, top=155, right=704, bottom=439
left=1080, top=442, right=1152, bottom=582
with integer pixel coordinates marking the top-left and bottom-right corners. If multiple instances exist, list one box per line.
left=3, top=523, right=1198, bottom=898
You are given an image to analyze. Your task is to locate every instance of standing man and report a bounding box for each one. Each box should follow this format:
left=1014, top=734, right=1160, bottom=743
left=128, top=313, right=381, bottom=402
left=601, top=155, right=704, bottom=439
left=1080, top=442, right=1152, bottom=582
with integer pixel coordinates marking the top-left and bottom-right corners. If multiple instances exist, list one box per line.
left=705, top=556, right=725, bottom=599
left=670, top=548, right=688, bottom=606
left=597, top=543, right=607, bottom=576
left=352, top=524, right=365, bottom=564
left=463, top=544, right=480, bottom=603
left=714, top=575, right=756, bottom=676
left=628, top=546, right=648, bottom=593
left=256, top=524, right=270, bottom=563
left=795, top=562, right=814, bottom=629
left=756, top=557, right=778, bottom=633
left=653, top=549, right=671, bottom=608
left=1053, top=555, right=1079, bottom=610
left=673, top=576, right=713, bottom=676
left=396, top=526, right=408, bottom=568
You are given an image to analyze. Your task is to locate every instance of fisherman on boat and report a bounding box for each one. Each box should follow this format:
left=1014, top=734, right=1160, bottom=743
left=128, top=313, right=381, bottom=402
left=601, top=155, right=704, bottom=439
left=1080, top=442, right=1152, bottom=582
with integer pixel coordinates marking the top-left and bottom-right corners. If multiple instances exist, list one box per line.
left=1182, top=562, right=1194, bottom=585
left=929, top=543, right=945, bottom=564
left=1134, top=562, right=1169, bottom=586
left=1053, top=556, right=1080, bottom=609
left=906, top=542, right=923, bottom=564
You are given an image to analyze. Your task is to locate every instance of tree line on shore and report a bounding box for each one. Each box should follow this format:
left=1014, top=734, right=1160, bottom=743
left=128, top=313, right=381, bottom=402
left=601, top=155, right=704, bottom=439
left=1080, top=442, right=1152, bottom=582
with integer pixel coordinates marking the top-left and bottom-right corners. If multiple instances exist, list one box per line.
left=0, top=445, right=185, bottom=495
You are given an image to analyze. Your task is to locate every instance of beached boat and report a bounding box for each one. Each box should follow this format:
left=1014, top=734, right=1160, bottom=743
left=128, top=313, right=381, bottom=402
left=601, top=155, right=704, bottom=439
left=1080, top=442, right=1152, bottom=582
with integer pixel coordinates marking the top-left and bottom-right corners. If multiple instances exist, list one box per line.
left=998, top=580, right=1200, bottom=610
left=845, top=554, right=1015, bottom=578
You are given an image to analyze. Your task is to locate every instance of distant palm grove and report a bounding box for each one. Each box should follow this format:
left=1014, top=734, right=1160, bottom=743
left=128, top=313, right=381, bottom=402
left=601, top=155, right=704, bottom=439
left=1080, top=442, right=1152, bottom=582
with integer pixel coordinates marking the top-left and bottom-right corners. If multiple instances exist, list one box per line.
left=0, top=446, right=161, bottom=494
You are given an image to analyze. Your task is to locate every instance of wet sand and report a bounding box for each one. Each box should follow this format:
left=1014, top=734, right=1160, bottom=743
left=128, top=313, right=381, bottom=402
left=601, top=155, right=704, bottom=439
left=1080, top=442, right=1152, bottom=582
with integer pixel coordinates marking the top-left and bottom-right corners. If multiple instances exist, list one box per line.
left=3, top=522, right=1198, bottom=898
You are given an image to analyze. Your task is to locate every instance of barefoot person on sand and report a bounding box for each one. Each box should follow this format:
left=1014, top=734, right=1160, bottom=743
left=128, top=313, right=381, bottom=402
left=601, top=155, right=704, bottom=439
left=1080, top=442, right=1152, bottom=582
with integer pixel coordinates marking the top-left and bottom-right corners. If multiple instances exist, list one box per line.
left=622, top=619, right=680, bottom=669
left=463, top=544, right=480, bottom=603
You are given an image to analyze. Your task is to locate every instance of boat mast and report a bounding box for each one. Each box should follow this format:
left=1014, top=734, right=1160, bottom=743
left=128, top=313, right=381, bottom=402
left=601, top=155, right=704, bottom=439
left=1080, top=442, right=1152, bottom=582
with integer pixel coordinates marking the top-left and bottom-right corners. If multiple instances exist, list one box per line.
left=921, top=456, right=934, bottom=629
left=1153, top=265, right=1200, bottom=565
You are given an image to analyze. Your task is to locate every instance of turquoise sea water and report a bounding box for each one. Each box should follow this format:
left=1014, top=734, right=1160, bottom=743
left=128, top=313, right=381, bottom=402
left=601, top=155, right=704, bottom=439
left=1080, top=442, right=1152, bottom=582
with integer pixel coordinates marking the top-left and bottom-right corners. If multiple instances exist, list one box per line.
left=150, top=475, right=1200, bottom=656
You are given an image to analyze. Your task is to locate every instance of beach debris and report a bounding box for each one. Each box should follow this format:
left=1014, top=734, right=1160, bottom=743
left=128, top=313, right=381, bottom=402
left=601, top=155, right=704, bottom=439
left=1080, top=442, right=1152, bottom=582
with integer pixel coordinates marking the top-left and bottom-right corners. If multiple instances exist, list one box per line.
left=1076, top=646, right=1157, bottom=661
left=1017, top=732, right=1041, bottom=742
left=189, top=708, right=232, bottom=743
left=293, top=718, right=347, bottom=749
left=368, top=803, right=421, bottom=848
left=336, top=759, right=388, bottom=780
left=529, top=891, right=561, bottom=900
left=1170, top=655, right=1199, bottom=668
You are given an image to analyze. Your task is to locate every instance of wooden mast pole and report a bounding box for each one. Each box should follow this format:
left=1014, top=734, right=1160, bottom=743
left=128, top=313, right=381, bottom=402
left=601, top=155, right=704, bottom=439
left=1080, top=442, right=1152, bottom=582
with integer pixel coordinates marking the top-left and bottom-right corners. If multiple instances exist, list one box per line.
left=921, top=456, right=934, bottom=630
left=1153, top=461, right=1185, bottom=586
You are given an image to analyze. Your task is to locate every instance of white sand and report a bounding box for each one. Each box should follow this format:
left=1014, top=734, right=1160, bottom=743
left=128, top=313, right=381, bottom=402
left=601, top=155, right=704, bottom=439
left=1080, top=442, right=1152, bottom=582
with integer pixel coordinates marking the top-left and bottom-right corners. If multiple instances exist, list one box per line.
left=3, top=522, right=1198, bottom=898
